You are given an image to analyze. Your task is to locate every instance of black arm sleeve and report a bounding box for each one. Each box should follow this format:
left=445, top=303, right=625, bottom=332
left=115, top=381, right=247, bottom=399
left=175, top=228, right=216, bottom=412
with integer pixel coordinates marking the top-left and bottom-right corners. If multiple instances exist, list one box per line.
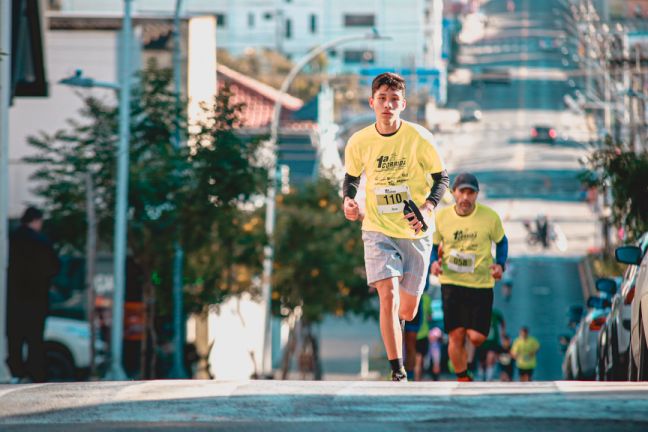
left=426, top=169, right=450, bottom=207
left=343, top=173, right=361, bottom=199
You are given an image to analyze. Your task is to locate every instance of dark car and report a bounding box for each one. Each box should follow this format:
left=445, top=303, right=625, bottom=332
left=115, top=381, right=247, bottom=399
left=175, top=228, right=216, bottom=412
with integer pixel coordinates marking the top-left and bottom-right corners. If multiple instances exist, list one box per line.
left=458, top=101, right=482, bottom=122
left=531, top=125, right=557, bottom=143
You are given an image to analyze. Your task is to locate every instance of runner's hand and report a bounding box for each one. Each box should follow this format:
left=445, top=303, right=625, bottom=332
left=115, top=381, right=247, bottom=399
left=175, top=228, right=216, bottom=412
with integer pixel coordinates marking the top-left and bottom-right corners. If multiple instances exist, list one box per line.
left=343, top=197, right=360, bottom=221
left=490, top=264, right=504, bottom=280
left=403, top=201, right=434, bottom=234
left=431, top=259, right=443, bottom=276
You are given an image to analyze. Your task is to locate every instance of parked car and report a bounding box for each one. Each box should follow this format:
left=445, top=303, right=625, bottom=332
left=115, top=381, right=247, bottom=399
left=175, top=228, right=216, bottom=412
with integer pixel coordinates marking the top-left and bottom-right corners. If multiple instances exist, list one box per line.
left=616, top=235, right=648, bottom=380
left=471, top=67, right=511, bottom=85
left=597, top=234, right=648, bottom=380
left=458, top=101, right=482, bottom=122
left=562, top=278, right=615, bottom=380
left=44, top=315, right=107, bottom=381
left=531, top=125, right=557, bottom=143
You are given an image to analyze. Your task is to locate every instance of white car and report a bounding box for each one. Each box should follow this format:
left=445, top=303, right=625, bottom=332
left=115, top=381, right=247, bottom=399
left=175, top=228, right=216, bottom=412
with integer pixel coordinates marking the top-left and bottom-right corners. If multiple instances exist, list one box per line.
left=44, top=316, right=107, bottom=381
left=617, top=233, right=648, bottom=380
left=562, top=279, right=615, bottom=380
left=598, top=235, right=648, bottom=380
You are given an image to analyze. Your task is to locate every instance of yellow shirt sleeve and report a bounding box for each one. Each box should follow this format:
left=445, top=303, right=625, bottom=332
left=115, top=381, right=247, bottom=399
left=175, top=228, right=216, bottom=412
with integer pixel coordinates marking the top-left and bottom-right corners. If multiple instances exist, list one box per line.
left=492, top=211, right=505, bottom=243
left=433, top=211, right=442, bottom=244
left=344, top=134, right=363, bottom=177
left=511, top=339, right=519, bottom=356
left=415, top=127, right=445, bottom=173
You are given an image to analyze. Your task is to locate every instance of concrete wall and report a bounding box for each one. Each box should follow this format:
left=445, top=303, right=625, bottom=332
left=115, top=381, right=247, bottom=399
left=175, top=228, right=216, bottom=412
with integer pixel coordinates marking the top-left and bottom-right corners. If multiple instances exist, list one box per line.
left=8, top=29, right=119, bottom=218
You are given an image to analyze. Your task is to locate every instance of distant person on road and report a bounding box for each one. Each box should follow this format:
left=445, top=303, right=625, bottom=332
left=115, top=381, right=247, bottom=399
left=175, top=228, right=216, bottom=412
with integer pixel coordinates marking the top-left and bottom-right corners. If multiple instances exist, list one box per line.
left=343, top=72, right=449, bottom=382
left=431, top=173, right=509, bottom=381
left=6, top=207, right=60, bottom=383
left=511, top=326, right=540, bottom=382
left=498, top=334, right=515, bottom=382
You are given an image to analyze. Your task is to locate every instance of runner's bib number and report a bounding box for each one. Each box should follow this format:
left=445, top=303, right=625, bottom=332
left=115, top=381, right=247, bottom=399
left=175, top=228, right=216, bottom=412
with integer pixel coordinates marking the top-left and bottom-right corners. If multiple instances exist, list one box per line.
left=447, top=250, right=476, bottom=273
left=375, top=185, right=409, bottom=214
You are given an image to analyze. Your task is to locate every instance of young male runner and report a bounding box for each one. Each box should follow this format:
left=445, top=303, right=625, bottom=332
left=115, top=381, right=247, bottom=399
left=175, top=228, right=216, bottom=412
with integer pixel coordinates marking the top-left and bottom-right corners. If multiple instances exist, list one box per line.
left=343, top=72, right=449, bottom=382
left=431, top=173, right=508, bottom=382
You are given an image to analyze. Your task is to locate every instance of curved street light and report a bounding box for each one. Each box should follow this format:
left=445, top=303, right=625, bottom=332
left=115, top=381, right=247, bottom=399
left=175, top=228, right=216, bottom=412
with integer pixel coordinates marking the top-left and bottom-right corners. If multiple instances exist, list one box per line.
left=260, top=29, right=391, bottom=376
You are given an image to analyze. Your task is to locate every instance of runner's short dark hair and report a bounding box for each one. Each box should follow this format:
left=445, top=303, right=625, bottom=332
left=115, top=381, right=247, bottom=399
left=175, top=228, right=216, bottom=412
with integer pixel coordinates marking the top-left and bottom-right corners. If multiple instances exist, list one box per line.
left=20, top=206, right=43, bottom=225
left=371, top=72, right=406, bottom=96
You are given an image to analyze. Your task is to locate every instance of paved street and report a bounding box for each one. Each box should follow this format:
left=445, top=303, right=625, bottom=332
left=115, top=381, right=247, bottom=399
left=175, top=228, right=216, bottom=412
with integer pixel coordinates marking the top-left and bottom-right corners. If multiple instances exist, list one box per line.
left=1, top=380, right=648, bottom=431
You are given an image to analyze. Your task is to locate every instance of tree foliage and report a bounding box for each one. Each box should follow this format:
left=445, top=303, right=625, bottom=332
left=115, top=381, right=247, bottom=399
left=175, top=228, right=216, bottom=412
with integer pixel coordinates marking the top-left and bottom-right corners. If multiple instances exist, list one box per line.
left=581, top=136, right=648, bottom=240
left=273, top=177, right=375, bottom=324
left=25, top=60, right=267, bottom=317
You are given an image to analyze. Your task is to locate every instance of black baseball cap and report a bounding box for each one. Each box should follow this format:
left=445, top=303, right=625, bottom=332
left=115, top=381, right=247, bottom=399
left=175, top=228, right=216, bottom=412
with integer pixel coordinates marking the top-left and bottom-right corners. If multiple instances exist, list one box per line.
left=452, top=172, right=480, bottom=192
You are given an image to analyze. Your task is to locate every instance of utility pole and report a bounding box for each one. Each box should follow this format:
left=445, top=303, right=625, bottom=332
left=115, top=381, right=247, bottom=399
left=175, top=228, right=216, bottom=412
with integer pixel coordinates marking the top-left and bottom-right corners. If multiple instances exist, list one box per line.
left=85, top=173, right=97, bottom=377
left=106, top=0, right=134, bottom=381
left=0, top=0, right=13, bottom=383
left=169, top=0, right=187, bottom=379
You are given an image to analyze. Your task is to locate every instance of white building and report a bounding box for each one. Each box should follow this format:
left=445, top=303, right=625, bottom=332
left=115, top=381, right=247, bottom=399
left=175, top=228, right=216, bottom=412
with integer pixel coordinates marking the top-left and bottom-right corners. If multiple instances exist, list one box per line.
left=52, top=0, right=446, bottom=75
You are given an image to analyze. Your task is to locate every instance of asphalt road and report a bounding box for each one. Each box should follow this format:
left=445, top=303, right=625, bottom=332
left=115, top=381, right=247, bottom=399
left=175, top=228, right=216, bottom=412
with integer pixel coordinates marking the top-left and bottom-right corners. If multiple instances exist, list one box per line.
left=2, top=380, right=648, bottom=431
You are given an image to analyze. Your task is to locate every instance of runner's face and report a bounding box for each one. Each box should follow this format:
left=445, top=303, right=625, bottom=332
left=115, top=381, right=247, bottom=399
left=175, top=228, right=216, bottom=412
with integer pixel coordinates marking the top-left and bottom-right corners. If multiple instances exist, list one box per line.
left=369, top=85, right=406, bottom=123
left=453, top=187, right=478, bottom=214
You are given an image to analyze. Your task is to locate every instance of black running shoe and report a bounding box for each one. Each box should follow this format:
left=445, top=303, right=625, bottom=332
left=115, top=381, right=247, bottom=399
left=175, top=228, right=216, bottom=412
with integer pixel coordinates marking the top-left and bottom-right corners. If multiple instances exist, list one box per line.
left=391, top=367, right=408, bottom=382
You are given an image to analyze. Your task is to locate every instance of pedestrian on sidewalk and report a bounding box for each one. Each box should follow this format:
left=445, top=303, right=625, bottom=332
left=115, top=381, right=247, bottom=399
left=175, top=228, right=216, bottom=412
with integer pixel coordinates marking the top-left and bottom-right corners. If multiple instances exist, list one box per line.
left=431, top=173, right=509, bottom=382
left=511, top=326, right=540, bottom=382
left=343, top=72, right=449, bottom=382
left=6, top=207, right=60, bottom=383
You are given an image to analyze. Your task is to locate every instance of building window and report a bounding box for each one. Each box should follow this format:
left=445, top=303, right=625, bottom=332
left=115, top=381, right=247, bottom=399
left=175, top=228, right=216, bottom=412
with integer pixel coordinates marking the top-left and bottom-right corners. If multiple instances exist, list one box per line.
left=343, top=14, right=375, bottom=27
left=285, top=18, right=293, bottom=39
left=248, top=12, right=255, bottom=28
left=310, top=14, right=317, bottom=33
left=216, top=13, right=226, bottom=27
left=344, top=49, right=375, bottom=64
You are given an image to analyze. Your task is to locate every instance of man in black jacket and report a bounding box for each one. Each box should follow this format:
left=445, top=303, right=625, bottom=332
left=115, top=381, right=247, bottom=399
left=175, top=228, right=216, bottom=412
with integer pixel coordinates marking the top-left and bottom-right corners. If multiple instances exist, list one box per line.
left=6, top=207, right=60, bottom=382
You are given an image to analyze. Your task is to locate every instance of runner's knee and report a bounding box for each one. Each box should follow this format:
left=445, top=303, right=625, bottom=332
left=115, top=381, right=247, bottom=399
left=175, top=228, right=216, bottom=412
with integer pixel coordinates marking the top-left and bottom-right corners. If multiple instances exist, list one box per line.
left=467, top=331, right=487, bottom=347
left=375, top=280, right=399, bottom=313
left=399, top=306, right=417, bottom=321
left=449, top=328, right=466, bottom=345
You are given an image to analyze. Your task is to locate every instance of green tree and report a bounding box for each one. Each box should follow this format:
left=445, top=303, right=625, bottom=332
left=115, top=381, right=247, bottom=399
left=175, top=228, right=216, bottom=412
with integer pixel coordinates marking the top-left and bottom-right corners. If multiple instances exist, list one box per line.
left=272, top=177, right=374, bottom=379
left=581, top=137, right=648, bottom=241
left=25, top=61, right=267, bottom=378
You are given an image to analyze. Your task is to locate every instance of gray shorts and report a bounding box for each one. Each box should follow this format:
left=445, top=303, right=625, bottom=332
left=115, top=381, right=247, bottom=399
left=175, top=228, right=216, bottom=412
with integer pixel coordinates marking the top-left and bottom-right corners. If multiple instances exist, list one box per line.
left=361, top=230, right=433, bottom=296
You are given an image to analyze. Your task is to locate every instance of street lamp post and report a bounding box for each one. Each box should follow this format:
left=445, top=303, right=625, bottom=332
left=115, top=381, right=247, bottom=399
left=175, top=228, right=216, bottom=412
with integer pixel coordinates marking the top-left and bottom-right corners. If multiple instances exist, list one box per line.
left=169, top=0, right=187, bottom=379
left=107, top=0, right=133, bottom=381
left=260, top=30, right=390, bottom=376
left=59, top=0, right=133, bottom=380
left=0, top=0, right=13, bottom=383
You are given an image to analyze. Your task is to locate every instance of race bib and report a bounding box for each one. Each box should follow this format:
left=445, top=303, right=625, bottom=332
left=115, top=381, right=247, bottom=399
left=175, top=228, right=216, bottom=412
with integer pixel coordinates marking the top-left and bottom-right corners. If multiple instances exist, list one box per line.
left=374, top=185, right=410, bottom=214
left=447, top=250, right=476, bottom=273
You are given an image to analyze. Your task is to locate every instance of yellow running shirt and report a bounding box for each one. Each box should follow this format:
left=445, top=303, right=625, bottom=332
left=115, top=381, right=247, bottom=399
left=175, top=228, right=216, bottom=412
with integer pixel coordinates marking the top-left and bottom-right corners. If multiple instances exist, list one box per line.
left=344, top=121, right=445, bottom=240
left=511, top=336, right=540, bottom=370
left=433, top=203, right=505, bottom=288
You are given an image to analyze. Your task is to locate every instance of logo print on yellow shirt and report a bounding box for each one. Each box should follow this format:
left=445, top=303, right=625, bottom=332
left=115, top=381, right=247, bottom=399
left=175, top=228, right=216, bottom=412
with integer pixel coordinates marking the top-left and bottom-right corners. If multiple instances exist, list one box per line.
left=453, top=230, right=478, bottom=242
left=376, top=154, right=407, bottom=172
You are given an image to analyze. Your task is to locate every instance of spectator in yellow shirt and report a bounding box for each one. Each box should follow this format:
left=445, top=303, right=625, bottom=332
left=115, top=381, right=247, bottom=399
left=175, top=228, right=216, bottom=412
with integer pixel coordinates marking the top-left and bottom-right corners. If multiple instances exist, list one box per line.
left=511, top=326, right=540, bottom=382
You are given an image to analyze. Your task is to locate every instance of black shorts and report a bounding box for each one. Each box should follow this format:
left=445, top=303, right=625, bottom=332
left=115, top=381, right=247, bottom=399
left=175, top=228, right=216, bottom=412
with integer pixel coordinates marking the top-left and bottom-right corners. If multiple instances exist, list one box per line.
left=518, top=367, right=534, bottom=377
left=415, top=337, right=429, bottom=355
left=441, top=284, right=494, bottom=336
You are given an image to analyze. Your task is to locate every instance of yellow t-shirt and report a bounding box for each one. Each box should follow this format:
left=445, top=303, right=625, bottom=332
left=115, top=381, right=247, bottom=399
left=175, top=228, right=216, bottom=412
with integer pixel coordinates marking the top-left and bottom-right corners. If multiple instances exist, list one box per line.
left=344, top=121, right=445, bottom=239
left=433, top=203, right=505, bottom=288
left=511, top=336, right=540, bottom=369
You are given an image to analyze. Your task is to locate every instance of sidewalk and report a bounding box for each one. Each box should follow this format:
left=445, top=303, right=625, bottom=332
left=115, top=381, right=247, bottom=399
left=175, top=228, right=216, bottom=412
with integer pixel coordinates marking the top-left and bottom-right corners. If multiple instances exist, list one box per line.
left=1, top=380, right=648, bottom=430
